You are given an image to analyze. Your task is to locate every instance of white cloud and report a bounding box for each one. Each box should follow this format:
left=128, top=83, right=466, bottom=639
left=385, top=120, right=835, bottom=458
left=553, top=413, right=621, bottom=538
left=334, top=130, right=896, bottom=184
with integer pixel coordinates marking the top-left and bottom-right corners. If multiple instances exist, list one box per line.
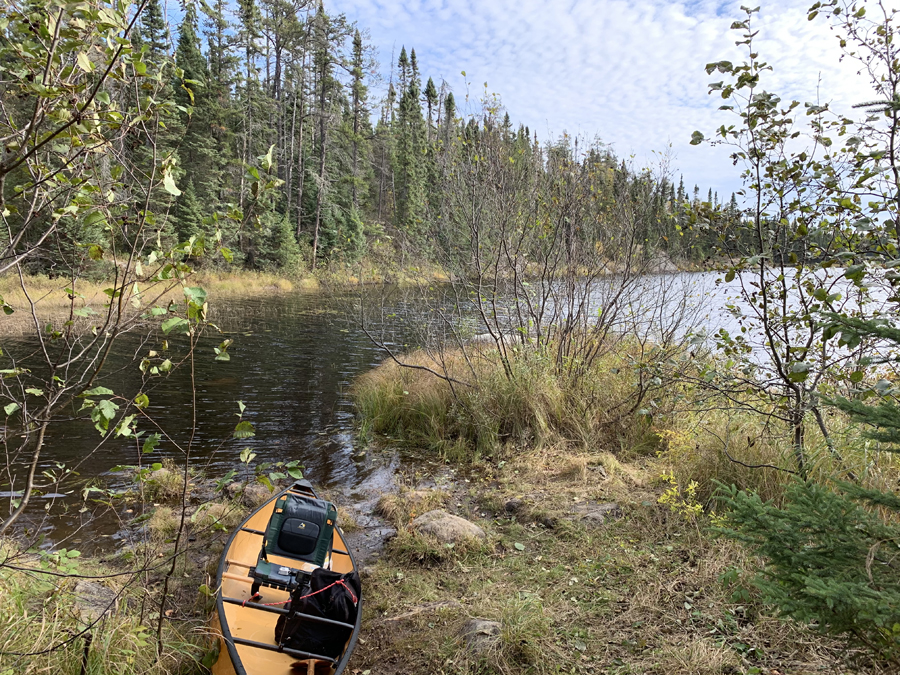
left=329, top=0, right=877, bottom=197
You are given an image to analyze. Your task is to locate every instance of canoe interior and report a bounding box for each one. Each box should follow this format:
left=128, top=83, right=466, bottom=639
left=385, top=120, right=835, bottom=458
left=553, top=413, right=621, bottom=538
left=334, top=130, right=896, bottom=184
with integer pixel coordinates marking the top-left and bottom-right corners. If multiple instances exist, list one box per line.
left=212, top=487, right=358, bottom=675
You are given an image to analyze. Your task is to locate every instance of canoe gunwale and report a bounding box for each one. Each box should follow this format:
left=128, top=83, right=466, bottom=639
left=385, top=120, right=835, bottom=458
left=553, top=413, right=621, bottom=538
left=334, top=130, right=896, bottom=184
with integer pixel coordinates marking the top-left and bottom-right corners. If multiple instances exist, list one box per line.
left=215, top=483, right=362, bottom=675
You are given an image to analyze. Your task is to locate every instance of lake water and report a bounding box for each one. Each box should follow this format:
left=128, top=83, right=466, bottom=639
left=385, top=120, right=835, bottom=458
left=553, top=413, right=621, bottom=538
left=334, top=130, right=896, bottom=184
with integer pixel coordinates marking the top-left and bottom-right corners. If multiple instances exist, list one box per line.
left=5, top=270, right=849, bottom=548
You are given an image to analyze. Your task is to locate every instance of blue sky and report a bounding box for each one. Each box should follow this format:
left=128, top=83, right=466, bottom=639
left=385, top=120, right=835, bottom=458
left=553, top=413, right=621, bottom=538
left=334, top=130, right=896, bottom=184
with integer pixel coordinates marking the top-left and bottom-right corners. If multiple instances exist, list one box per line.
left=327, top=0, right=872, bottom=199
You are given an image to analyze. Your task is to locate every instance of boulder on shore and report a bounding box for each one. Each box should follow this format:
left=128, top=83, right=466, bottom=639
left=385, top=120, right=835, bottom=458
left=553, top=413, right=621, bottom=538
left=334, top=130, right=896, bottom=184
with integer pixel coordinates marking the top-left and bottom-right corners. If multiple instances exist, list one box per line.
left=460, top=618, right=501, bottom=656
left=411, top=510, right=486, bottom=544
left=74, top=580, right=118, bottom=623
left=574, top=502, right=622, bottom=526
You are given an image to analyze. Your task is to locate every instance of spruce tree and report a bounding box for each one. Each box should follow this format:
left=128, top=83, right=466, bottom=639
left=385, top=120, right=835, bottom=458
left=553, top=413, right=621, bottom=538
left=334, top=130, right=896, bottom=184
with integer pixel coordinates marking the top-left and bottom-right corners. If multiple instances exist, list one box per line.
left=395, top=77, right=428, bottom=241
left=423, top=77, right=438, bottom=139
left=140, top=0, right=169, bottom=58
left=174, top=179, right=204, bottom=242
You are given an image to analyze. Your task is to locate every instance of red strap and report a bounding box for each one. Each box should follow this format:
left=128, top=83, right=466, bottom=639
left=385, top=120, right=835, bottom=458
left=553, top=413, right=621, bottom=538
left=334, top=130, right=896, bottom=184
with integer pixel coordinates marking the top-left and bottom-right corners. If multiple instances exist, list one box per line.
left=246, top=578, right=358, bottom=607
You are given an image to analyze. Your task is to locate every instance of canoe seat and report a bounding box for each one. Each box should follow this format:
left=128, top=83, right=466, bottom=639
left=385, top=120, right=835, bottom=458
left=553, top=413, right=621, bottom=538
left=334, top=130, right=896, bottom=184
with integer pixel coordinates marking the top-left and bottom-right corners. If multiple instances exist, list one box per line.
left=250, top=487, right=337, bottom=594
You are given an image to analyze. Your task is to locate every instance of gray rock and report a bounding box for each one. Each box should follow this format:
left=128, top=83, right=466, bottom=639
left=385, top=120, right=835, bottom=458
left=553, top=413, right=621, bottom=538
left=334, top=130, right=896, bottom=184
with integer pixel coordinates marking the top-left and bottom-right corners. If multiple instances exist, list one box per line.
left=460, top=618, right=501, bottom=656
left=74, top=580, right=117, bottom=623
left=504, top=498, right=524, bottom=513
left=576, top=502, right=622, bottom=525
left=225, top=481, right=275, bottom=507
left=411, top=510, right=486, bottom=544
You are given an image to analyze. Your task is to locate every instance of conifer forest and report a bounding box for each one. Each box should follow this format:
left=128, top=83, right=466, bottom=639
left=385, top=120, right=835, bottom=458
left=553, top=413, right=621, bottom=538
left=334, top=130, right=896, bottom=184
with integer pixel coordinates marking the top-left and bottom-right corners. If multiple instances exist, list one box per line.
left=2, top=0, right=737, bottom=280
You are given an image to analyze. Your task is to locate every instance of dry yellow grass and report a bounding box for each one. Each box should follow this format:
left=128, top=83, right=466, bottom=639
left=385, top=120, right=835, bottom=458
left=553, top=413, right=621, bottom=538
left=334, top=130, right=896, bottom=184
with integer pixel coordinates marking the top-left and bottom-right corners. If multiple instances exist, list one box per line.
left=353, top=445, right=879, bottom=675
left=0, top=271, right=302, bottom=335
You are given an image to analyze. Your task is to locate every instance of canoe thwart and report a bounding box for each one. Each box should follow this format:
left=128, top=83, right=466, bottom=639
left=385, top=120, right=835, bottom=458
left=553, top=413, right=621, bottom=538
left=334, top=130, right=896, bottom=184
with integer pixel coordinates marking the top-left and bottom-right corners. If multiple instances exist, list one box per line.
left=221, top=596, right=356, bottom=630
left=228, top=636, right=336, bottom=664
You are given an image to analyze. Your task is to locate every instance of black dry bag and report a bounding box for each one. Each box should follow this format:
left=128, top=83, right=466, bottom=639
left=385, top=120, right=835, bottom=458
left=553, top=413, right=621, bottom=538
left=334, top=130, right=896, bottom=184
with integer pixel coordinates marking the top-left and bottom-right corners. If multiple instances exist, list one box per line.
left=275, top=568, right=361, bottom=659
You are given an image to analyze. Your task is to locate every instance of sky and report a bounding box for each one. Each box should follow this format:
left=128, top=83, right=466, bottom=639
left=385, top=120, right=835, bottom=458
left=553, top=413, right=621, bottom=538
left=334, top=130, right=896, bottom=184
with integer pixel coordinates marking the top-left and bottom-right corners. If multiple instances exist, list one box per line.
left=326, top=0, right=876, bottom=199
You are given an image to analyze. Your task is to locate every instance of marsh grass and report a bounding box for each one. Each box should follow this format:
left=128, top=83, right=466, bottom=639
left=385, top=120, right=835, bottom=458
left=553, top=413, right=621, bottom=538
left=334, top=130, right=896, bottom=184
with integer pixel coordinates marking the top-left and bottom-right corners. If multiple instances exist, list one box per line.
left=353, top=344, right=669, bottom=462
left=0, top=271, right=299, bottom=335
left=353, top=445, right=877, bottom=675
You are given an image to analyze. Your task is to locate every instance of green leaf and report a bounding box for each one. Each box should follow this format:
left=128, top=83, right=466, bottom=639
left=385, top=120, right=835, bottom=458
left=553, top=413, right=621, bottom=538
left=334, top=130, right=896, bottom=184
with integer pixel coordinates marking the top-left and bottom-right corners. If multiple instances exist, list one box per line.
left=83, top=211, right=106, bottom=227
left=134, top=393, right=149, bottom=409
left=4, top=403, right=20, bottom=416
left=160, top=317, right=189, bottom=334
left=142, top=433, right=161, bottom=454
left=81, top=386, right=114, bottom=397
left=514, top=542, right=525, bottom=551
left=844, top=264, right=866, bottom=285
left=240, top=447, right=257, bottom=464
left=788, top=362, right=810, bottom=383
left=237, top=401, right=246, bottom=414
left=25, top=388, right=43, bottom=396
left=690, top=130, right=705, bottom=146
left=234, top=421, right=255, bottom=439
left=849, top=371, right=864, bottom=384
left=183, top=286, right=207, bottom=305
left=724, top=269, right=735, bottom=283
left=95, top=399, right=118, bottom=420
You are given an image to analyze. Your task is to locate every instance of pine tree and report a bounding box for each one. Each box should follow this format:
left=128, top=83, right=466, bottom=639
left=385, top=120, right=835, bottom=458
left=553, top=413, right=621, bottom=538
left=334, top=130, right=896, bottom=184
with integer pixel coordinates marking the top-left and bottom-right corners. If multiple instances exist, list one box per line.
left=174, top=179, right=204, bottom=242
left=175, top=4, right=217, bottom=202
left=442, top=91, right=456, bottom=141
left=397, top=46, right=409, bottom=91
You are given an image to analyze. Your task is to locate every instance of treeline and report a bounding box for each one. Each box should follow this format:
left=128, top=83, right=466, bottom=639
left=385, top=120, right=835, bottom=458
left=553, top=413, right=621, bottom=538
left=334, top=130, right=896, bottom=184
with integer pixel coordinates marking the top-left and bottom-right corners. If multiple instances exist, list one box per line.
left=4, top=0, right=738, bottom=277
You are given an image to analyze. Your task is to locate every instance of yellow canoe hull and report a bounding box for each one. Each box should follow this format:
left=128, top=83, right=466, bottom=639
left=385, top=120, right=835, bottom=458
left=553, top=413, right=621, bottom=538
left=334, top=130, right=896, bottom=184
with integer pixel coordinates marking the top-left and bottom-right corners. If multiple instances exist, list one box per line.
left=211, top=483, right=360, bottom=675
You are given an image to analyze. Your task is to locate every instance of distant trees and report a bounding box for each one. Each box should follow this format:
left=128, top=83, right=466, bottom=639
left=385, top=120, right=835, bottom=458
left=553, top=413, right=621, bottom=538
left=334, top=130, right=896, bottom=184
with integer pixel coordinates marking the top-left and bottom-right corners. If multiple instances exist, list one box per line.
left=1, top=0, right=729, bottom=279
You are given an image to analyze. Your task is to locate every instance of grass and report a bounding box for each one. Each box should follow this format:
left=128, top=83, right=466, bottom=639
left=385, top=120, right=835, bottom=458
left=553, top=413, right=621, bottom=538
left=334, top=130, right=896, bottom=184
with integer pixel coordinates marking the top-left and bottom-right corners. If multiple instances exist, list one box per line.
left=352, top=444, right=877, bottom=675
left=355, top=343, right=898, bottom=510
left=353, top=343, right=665, bottom=463
left=0, top=271, right=304, bottom=335
left=351, top=342, right=900, bottom=674
left=0, top=543, right=207, bottom=674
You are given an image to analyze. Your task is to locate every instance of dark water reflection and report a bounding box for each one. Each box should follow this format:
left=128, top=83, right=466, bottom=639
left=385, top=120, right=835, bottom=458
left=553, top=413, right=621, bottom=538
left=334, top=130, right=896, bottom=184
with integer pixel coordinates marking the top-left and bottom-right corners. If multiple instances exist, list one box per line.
left=4, top=287, right=418, bottom=549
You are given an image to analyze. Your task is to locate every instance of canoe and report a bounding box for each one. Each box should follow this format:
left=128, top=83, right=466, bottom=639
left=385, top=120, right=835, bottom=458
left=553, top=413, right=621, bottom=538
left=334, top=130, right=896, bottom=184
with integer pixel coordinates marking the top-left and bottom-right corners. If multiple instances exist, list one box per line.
left=211, top=480, right=361, bottom=675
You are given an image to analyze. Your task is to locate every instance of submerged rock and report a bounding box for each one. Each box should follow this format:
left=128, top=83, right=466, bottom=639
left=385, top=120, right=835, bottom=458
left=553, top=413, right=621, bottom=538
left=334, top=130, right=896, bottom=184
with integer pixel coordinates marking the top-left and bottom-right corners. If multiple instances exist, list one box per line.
left=411, top=510, right=485, bottom=543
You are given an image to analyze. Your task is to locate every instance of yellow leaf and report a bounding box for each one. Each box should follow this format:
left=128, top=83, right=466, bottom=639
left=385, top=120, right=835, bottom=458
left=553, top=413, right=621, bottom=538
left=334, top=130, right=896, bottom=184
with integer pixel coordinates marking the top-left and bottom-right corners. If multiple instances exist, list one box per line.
left=76, top=52, right=94, bottom=72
